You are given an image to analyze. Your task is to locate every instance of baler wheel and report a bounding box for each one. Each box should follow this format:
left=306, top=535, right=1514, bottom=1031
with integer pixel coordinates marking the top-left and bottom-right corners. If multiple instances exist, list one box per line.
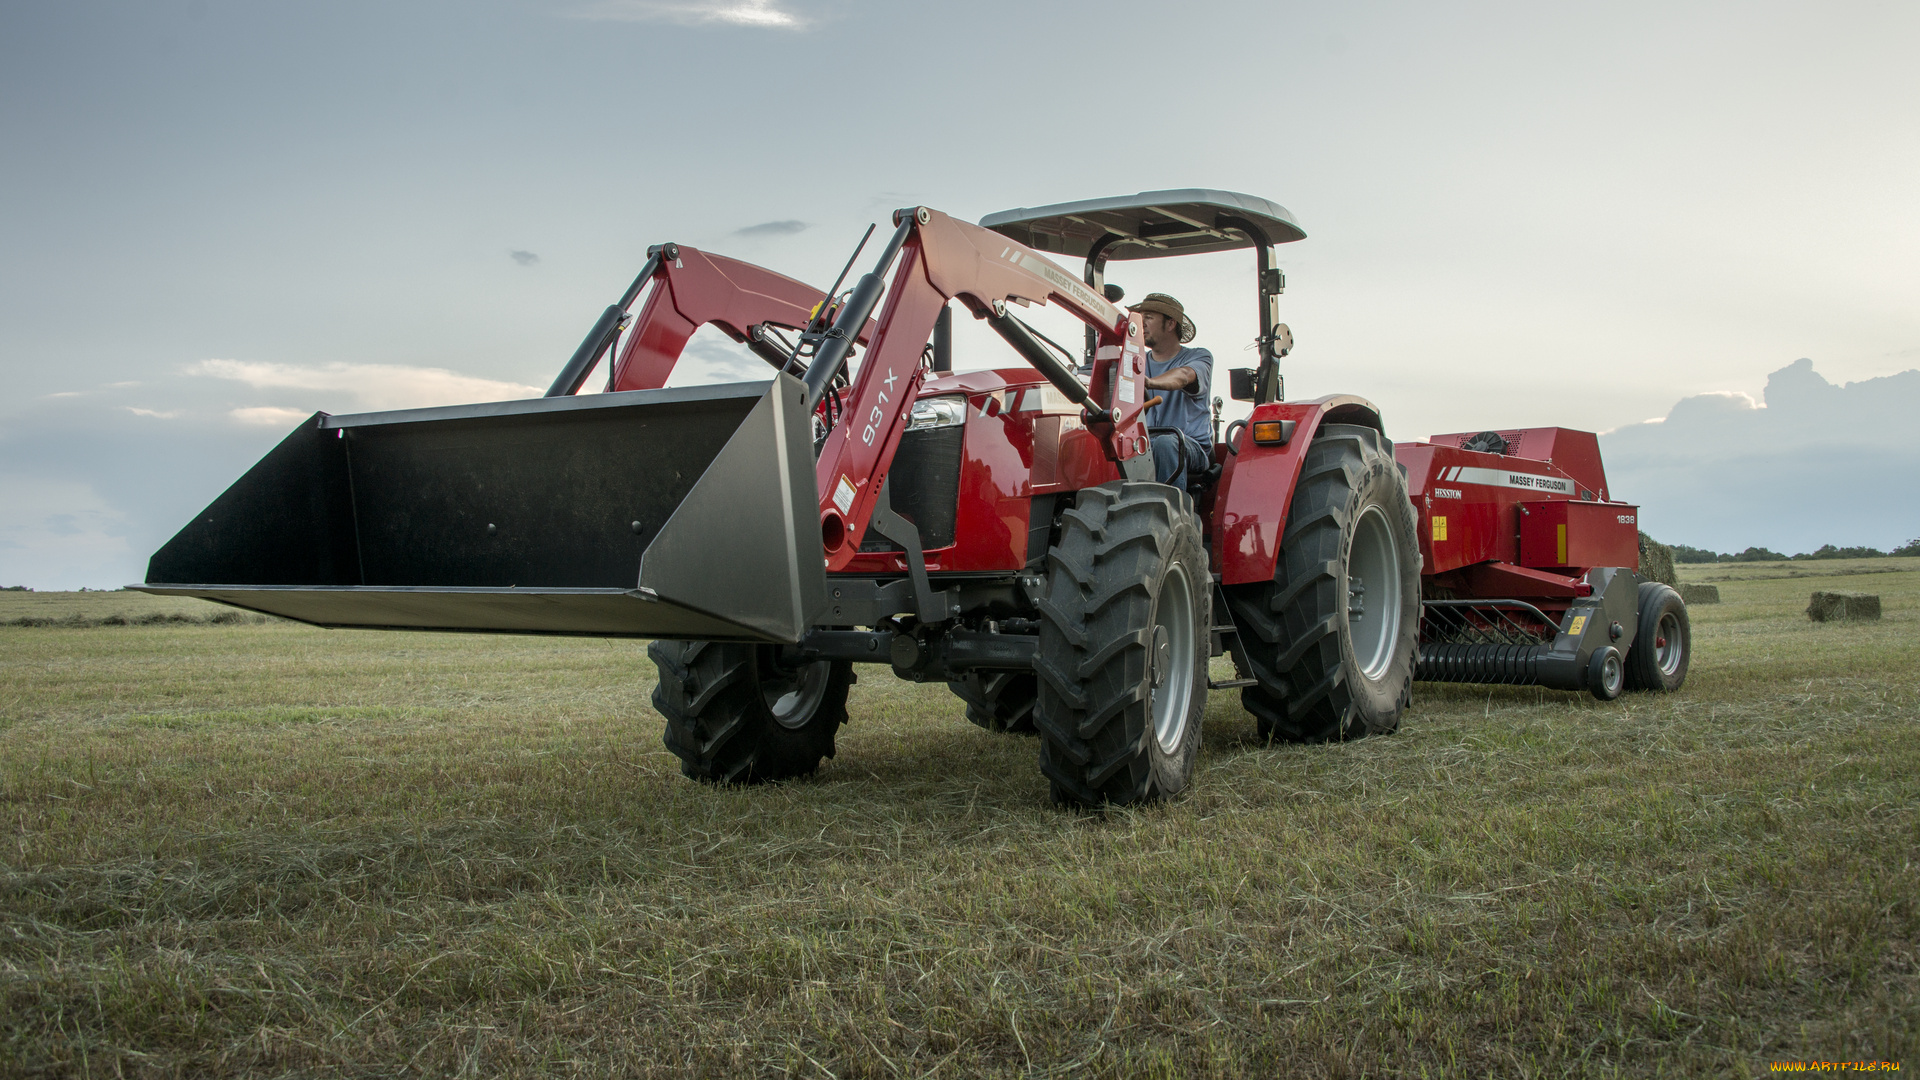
left=1225, top=423, right=1420, bottom=742
left=1623, top=582, right=1690, bottom=692
left=947, top=671, right=1039, bottom=735
left=649, top=640, right=851, bottom=784
left=1033, top=482, right=1209, bottom=807
left=1588, top=645, right=1626, bottom=700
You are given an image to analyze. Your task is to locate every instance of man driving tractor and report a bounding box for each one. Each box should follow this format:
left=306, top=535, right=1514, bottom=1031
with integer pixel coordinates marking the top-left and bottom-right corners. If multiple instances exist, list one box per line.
left=1130, top=292, right=1214, bottom=486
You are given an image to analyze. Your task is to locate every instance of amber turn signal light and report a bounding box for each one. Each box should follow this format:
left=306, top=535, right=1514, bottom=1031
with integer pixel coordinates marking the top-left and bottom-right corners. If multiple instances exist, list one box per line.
left=1251, top=420, right=1289, bottom=445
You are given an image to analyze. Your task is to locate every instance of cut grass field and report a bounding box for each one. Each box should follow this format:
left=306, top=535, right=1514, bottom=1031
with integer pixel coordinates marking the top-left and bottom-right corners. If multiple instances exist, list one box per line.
left=3, top=562, right=1916, bottom=1077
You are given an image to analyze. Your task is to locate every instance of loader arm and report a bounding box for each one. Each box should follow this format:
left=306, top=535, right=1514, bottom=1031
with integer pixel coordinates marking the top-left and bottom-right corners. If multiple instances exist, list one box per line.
left=606, top=245, right=874, bottom=392
left=814, top=207, right=1156, bottom=570
left=139, top=206, right=1159, bottom=639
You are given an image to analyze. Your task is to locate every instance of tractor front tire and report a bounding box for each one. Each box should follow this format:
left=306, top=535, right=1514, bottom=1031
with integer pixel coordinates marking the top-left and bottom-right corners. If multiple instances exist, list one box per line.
left=1225, top=423, right=1420, bottom=742
left=1033, top=482, right=1209, bottom=807
left=649, top=640, right=851, bottom=784
left=948, top=670, right=1039, bottom=735
left=1623, top=582, right=1690, bottom=692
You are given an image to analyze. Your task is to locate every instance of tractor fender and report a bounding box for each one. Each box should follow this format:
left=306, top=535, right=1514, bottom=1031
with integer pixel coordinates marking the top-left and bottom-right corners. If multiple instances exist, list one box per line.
left=1211, top=394, right=1388, bottom=585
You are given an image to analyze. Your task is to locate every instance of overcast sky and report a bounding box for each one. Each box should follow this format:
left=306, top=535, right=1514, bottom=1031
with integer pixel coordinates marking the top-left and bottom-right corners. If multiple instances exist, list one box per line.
left=3, top=0, right=1917, bottom=587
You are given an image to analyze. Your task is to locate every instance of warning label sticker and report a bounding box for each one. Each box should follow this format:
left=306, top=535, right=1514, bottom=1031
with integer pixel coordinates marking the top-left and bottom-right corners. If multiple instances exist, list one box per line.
left=1431, top=516, right=1448, bottom=542
left=832, top=475, right=856, bottom=515
left=1118, top=377, right=1135, bottom=404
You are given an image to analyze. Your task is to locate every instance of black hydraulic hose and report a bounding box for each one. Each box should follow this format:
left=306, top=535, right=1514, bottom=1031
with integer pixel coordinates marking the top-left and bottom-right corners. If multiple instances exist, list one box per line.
left=545, top=252, right=661, bottom=397
left=985, top=306, right=1111, bottom=422
left=804, top=217, right=914, bottom=411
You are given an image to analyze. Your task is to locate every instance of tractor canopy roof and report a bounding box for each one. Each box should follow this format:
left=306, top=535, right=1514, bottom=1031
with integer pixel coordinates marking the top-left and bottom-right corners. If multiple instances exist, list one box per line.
left=979, top=189, right=1305, bottom=261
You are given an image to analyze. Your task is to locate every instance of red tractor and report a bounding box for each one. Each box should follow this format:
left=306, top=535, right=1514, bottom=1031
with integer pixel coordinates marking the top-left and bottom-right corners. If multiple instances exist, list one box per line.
left=142, top=189, right=1690, bottom=807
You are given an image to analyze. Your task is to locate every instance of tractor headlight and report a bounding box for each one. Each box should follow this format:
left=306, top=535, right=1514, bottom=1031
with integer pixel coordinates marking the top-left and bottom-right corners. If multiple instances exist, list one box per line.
left=906, top=395, right=968, bottom=431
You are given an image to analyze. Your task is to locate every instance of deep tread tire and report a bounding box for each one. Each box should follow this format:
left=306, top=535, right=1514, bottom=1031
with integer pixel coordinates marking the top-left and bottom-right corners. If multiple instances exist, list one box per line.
left=947, top=670, right=1039, bottom=735
left=648, top=640, right=851, bottom=783
left=1224, top=424, right=1420, bottom=743
left=1033, top=482, right=1209, bottom=807
left=1623, top=582, right=1690, bottom=692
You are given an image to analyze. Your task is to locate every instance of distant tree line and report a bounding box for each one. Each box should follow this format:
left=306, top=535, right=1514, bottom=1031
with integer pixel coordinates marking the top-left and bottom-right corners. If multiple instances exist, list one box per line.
left=1670, top=539, right=1920, bottom=563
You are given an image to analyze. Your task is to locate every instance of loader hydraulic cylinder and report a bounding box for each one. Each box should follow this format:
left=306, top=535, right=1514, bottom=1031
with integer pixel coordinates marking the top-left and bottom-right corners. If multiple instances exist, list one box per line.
left=986, top=306, right=1110, bottom=422
left=931, top=305, right=953, bottom=373
left=804, top=218, right=912, bottom=411
left=545, top=252, right=660, bottom=397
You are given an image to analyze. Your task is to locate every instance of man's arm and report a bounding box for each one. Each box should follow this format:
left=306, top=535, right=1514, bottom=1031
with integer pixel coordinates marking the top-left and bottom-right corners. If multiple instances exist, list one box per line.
left=1145, top=366, right=1196, bottom=391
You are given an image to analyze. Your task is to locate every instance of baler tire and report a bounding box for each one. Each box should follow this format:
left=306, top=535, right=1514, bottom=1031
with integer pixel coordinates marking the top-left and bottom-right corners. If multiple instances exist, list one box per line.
left=1033, top=481, right=1209, bottom=807
left=1623, top=582, right=1690, bottom=692
left=947, top=671, right=1039, bottom=735
left=1224, top=423, right=1420, bottom=743
left=648, top=640, right=851, bottom=784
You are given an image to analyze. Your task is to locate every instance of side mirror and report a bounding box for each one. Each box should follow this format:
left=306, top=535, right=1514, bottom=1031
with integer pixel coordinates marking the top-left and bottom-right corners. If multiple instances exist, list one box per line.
left=1103, top=283, right=1125, bottom=303
left=1229, top=368, right=1257, bottom=402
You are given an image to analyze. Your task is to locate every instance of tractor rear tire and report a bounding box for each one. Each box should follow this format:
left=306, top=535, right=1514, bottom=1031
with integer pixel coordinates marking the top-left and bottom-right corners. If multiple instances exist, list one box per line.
left=1623, top=582, right=1690, bottom=692
left=1224, top=423, right=1420, bottom=742
left=1033, top=481, right=1209, bottom=807
left=649, top=640, right=852, bottom=783
left=948, top=671, right=1039, bottom=735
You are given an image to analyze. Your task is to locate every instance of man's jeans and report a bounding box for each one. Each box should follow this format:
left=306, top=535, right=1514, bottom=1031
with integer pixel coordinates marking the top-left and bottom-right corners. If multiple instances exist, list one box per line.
left=1151, top=432, right=1212, bottom=487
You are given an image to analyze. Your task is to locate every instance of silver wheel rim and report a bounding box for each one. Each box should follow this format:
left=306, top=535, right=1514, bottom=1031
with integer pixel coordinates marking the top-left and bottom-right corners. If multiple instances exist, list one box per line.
left=1150, top=560, right=1197, bottom=755
left=1602, top=651, right=1623, bottom=696
left=1347, top=505, right=1404, bottom=682
left=1655, top=611, right=1683, bottom=677
left=764, top=660, right=831, bottom=730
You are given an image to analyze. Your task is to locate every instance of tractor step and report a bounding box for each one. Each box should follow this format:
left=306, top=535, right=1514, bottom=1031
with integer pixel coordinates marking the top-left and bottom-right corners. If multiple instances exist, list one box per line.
left=1208, top=677, right=1257, bottom=690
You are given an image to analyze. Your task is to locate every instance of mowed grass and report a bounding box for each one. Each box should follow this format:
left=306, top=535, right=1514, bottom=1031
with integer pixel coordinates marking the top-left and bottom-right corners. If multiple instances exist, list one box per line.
left=2, top=566, right=1916, bottom=1077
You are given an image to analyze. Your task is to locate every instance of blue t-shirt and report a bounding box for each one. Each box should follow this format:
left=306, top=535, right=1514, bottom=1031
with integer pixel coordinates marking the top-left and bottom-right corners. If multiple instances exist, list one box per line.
left=1145, top=346, right=1213, bottom=447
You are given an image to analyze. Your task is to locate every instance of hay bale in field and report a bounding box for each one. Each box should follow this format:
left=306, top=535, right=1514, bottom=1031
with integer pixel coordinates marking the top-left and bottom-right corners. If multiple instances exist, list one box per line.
left=1638, top=532, right=1678, bottom=587
left=1807, top=591, right=1881, bottom=622
left=1678, top=583, right=1720, bottom=605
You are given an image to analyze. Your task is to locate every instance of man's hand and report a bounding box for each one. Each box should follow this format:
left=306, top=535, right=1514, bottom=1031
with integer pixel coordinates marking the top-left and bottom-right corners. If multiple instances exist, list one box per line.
left=1146, top=366, right=1197, bottom=392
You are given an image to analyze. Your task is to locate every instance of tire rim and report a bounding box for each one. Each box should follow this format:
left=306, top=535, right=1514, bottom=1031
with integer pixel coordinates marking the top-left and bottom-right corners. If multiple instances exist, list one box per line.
left=1599, top=650, right=1623, bottom=696
left=1655, top=611, right=1683, bottom=677
left=1150, top=560, right=1197, bottom=755
left=1347, top=504, right=1404, bottom=682
left=763, top=659, right=831, bottom=730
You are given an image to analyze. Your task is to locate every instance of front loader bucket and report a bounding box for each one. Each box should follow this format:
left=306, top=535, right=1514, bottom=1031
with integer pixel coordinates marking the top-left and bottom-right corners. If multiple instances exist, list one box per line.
left=140, top=376, right=827, bottom=643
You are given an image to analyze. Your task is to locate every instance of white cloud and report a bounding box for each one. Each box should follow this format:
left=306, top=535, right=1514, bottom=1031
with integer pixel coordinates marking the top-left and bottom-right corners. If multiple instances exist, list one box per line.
left=125, top=406, right=181, bottom=419
left=572, top=0, right=806, bottom=28
left=191, top=359, right=542, bottom=413
left=1601, top=359, right=1920, bottom=552
left=229, top=406, right=313, bottom=426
